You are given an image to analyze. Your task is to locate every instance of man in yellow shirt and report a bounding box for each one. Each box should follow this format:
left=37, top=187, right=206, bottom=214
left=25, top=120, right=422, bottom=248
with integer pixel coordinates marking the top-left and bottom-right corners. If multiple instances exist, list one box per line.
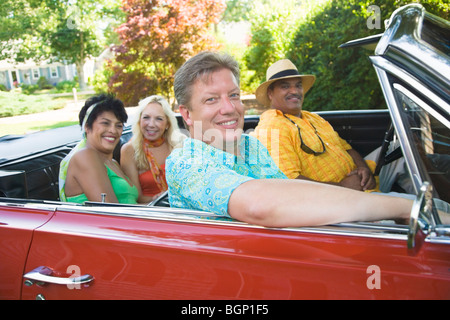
left=252, top=59, right=377, bottom=191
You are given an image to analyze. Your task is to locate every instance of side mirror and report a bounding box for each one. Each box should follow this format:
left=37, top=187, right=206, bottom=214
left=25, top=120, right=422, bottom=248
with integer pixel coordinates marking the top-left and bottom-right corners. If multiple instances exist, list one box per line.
left=407, top=181, right=432, bottom=256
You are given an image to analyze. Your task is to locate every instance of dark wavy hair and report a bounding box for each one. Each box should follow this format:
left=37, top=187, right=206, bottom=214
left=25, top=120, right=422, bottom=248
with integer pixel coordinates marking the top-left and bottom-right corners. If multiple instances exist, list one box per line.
left=79, top=94, right=128, bottom=130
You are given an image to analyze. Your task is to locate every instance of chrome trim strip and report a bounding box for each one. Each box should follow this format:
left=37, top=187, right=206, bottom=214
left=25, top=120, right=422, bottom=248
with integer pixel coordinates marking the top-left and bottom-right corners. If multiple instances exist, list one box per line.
left=426, top=236, right=450, bottom=245
left=372, top=63, right=421, bottom=195
left=0, top=201, right=61, bottom=212
left=370, top=56, right=449, bottom=114
left=393, top=83, right=450, bottom=129
left=0, top=199, right=437, bottom=242
left=50, top=203, right=410, bottom=241
left=376, top=5, right=450, bottom=84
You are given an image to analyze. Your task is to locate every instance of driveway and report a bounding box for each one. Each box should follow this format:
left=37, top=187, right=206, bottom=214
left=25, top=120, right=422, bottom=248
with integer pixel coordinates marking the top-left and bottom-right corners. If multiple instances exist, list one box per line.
left=0, top=100, right=139, bottom=128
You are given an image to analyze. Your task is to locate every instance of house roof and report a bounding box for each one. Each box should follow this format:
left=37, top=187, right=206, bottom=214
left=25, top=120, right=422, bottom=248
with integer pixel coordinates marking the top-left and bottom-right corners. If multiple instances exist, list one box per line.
left=0, top=59, right=69, bottom=71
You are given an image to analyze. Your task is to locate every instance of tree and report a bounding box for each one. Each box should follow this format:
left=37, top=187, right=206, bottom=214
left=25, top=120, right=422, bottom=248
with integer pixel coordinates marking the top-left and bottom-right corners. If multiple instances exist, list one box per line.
left=0, top=0, right=49, bottom=62
left=221, top=0, right=253, bottom=22
left=287, top=0, right=381, bottom=111
left=287, top=0, right=448, bottom=111
left=107, top=0, right=226, bottom=106
left=0, top=0, right=123, bottom=90
left=243, top=0, right=448, bottom=111
left=242, top=0, right=320, bottom=93
left=47, top=0, right=124, bottom=90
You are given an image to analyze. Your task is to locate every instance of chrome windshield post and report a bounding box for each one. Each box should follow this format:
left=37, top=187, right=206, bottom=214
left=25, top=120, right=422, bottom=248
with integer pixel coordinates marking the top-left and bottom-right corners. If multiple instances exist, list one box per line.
left=408, top=182, right=432, bottom=256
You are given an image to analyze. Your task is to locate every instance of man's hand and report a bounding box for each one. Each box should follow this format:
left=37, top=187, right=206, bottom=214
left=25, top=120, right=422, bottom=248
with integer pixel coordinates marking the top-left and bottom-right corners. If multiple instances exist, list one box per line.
left=345, top=149, right=377, bottom=191
left=347, top=167, right=376, bottom=191
left=339, top=173, right=364, bottom=191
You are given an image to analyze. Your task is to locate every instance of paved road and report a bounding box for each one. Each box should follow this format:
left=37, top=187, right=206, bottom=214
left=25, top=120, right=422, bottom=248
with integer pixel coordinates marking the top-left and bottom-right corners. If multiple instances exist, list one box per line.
left=0, top=93, right=260, bottom=128
left=0, top=100, right=139, bottom=126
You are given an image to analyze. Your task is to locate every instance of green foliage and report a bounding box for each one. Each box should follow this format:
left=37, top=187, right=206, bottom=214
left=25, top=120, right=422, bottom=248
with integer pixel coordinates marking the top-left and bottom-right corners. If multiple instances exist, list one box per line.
left=243, top=0, right=312, bottom=92
left=107, top=60, right=159, bottom=107
left=91, top=62, right=113, bottom=94
left=0, top=0, right=47, bottom=62
left=0, top=91, right=58, bottom=117
left=48, top=21, right=101, bottom=65
left=21, top=84, right=39, bottom=94
left=0, top=0, right=124, bottom=90
left=288, top=0, right=448, bottom=111
left=244, top=0, right=449, bottom=111
left=287, top=0, right=380, bottom=111
left=37, top=76, right=54, bottom=90
left=2, top=0, right=448, bottom=116
left=55, top=80, right=79, bottom=93
left=222, top=0, right=253, bottom=22
left=107, top=0, right=226, bottom=106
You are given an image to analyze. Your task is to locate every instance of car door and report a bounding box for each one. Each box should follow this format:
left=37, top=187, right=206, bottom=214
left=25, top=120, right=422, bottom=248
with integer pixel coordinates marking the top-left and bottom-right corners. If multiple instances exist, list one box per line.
left=20, top=203, right=450, bottom=300
left=0, top=203, right=55, bottom=299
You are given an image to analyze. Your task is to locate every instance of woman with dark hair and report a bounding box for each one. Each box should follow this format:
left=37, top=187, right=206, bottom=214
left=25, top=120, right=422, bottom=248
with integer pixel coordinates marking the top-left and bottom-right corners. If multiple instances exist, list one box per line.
left=59, top=94, right=138, bottom=204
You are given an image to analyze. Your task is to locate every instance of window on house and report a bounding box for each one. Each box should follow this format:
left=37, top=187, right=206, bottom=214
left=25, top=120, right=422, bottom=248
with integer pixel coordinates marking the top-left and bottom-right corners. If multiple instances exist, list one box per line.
left=50, top=66, right=59, bottom=78
left=32, top=68, right=40, bottom=80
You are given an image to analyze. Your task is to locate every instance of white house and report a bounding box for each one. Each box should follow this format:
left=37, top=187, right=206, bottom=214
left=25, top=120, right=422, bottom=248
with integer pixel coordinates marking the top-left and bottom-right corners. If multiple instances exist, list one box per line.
left=0, top=58, right=96, bottom=90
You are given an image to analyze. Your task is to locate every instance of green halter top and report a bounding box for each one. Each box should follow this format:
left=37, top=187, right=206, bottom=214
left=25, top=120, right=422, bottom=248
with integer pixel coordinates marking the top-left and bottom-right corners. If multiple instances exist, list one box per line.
left=66, top=166, right=138, bottom=204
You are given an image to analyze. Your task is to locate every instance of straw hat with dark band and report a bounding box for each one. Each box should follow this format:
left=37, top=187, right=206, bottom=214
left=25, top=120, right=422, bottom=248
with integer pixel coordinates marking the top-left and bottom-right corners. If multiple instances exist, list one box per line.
left=255, top=59, right=316, bottom=107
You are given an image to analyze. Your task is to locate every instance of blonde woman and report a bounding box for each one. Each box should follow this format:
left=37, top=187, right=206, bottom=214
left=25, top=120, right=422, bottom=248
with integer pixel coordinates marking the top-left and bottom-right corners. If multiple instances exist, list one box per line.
left=121, top=95, right=185, bottom=203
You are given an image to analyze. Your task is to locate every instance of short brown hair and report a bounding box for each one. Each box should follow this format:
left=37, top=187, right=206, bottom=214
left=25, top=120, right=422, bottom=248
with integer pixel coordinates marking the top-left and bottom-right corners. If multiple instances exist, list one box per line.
left=174, top=51, right=240, bottom=109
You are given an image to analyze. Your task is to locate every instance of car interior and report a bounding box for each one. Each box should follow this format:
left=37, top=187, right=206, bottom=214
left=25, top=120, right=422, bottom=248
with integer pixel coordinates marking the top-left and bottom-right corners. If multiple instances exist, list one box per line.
left=0, top=110, right=397, bottom=207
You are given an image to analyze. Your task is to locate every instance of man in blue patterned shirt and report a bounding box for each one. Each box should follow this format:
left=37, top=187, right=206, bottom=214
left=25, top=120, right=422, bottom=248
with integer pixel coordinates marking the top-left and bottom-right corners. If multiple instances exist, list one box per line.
left=166, top=52, right=412, bottom=227
left=166, top=130, right=287, bottom=216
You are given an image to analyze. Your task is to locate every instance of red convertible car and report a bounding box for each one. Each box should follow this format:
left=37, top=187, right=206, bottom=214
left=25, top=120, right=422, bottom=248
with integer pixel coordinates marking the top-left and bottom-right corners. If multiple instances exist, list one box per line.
left=0, top=4, right=449, bottom=300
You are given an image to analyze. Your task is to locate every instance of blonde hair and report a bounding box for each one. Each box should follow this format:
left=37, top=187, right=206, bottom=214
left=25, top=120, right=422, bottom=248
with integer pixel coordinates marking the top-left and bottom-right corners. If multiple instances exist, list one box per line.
left=131, top=95, right=185, bottom=170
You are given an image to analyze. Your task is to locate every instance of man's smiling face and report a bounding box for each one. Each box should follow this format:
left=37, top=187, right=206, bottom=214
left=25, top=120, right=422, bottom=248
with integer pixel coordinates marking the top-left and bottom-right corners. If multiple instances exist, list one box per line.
left=179, top=67, right=244, bottom=153
left=267, top=78, right=304, bottom=116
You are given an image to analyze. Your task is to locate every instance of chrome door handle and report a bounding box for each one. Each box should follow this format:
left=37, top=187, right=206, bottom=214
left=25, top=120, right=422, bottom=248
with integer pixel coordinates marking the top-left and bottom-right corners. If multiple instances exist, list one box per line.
left=23, top=266, right=94, bottom=286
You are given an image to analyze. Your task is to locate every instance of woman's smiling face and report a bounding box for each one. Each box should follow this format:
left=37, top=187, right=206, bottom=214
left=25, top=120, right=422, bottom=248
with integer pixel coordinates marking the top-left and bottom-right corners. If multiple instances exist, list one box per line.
left=139, top=102, right=168, bottom=141
left=85, top=111, right=124, bottom=154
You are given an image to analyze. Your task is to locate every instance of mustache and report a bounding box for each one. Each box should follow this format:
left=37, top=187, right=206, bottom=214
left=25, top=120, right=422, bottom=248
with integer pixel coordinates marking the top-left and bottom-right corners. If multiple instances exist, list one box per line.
left=286, top=94, right=303, bottom=100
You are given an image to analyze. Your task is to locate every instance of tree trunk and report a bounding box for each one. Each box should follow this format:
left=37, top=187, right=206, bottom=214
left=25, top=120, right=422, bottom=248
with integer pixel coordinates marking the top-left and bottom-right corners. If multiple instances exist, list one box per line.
left=76, top=60, right=87, bottom=91
left=77, top=31, right=87, bottom=91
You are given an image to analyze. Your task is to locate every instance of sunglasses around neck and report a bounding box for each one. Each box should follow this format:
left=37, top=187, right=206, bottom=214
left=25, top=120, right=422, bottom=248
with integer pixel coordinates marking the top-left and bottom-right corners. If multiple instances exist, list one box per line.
left=282, top=114, right=326, bottom=156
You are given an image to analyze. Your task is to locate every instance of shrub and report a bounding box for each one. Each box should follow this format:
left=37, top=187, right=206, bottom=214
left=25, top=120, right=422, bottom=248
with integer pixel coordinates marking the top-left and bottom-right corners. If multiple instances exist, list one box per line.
left=37, top=76, right=54, bottom=90
left=55, top=80, right=79, bottom=92
left=21, top=84, right=39, bottom=95
left=244, top=0, right=448, bottom=111
left=0, top=91, right=59, bottom=117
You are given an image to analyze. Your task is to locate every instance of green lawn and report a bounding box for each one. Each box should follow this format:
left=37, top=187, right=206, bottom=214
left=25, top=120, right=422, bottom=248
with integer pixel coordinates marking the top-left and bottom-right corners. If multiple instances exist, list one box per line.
left=0, top=91, right=62, bottom=118
left=0, top=90, right=93, bottom=136
left=0, top=90, right=92, bottom=117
